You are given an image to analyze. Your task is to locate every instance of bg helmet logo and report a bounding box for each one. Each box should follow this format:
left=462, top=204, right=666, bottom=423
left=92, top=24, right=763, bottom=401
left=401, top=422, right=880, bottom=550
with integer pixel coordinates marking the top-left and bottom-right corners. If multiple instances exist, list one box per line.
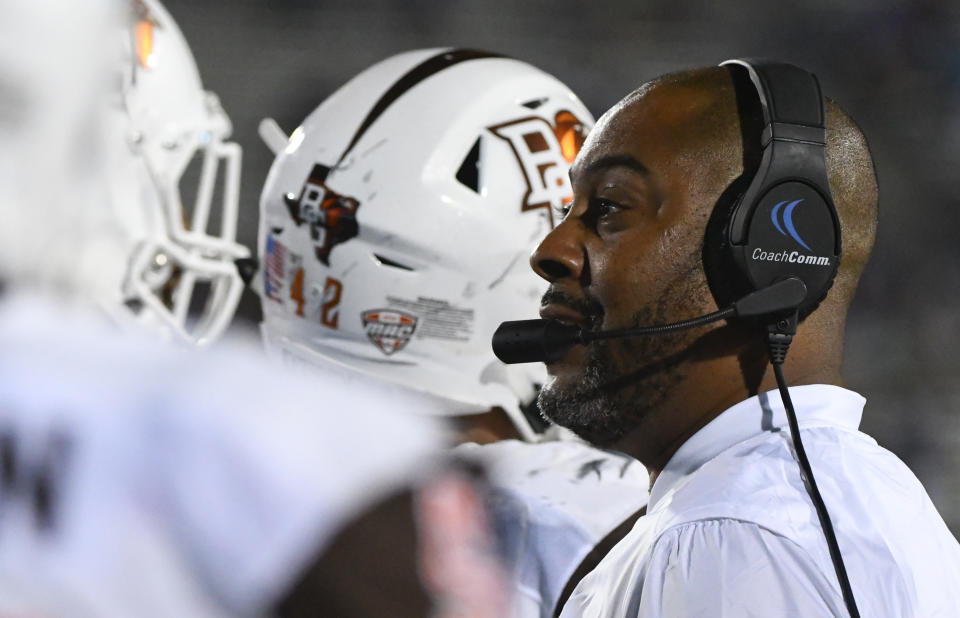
left=489, top=110, right=588, bottom=225
left=264, top=234, right=295, bottom=301
left=361, top=309, right=419, bottom=356
left=284, top=163, right=361, bottom=265
left=131, top=1, right=161, bottom=72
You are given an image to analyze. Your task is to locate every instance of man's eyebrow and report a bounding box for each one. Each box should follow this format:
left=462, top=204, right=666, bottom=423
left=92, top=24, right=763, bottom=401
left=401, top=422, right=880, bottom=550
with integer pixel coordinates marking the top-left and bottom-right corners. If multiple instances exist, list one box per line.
left=577, top=154, right=650, bottom=178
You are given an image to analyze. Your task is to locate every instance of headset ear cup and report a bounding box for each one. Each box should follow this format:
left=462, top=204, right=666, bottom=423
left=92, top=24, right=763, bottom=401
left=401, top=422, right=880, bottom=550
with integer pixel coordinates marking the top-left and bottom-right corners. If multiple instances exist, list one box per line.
left=794, top=257, right=838, bottom=322
left=741, top=183, right=841, bottom=322
left=703, top=181, right=754, bottom=312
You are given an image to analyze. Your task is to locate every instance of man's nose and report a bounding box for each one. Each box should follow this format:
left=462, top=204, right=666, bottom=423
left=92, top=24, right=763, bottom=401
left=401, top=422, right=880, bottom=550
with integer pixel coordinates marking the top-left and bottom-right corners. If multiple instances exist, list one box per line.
left=531, top=218, right=584, bottom=283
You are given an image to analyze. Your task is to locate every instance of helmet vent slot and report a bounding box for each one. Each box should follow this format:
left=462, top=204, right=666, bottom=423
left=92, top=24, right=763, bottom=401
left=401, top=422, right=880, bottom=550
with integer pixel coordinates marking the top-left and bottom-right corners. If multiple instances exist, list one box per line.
left=455, top=137, right=482, bottom=194
left=521, top=98, right=547, bottom=109
left=373, top=254, right=415, bottom=271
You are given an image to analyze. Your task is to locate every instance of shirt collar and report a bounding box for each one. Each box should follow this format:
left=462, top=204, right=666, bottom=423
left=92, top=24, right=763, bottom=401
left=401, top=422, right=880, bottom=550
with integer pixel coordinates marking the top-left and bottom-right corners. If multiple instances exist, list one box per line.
left=648, top=384, right=866, bottom=508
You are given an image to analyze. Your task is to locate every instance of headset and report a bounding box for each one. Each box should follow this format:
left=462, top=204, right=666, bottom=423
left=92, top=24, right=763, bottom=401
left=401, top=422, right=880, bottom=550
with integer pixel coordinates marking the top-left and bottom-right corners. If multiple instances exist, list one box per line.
left=705, top=59, right=841, bottom=326
left=493, top=59, right=860, bottom=617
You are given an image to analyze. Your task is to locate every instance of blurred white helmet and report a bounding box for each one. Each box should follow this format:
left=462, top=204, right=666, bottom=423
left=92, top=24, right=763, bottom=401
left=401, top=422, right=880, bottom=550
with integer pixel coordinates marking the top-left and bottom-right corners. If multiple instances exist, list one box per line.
left=0, top=0, right=248, bottom=345
left=99, top=0, right=250, bottom=344
left=258, top=49, right=593, bottom=440
left=0, top=0, right=118, bottom=301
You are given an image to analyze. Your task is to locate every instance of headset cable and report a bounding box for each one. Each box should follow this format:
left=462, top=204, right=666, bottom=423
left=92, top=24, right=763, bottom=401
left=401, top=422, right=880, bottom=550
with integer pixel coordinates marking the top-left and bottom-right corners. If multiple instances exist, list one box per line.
left=768, top=315, right=861, bottom=618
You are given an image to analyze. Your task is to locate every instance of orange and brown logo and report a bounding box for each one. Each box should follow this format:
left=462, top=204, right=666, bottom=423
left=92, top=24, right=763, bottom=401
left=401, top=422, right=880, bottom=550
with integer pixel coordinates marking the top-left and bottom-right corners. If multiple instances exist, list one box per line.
left=488, top=110, right=589, bottom=226
left=361, top=309, right=419, bottom=356
left=284, top=164, right=361, bottom=266
left=131, top=1, right=160, bottom=71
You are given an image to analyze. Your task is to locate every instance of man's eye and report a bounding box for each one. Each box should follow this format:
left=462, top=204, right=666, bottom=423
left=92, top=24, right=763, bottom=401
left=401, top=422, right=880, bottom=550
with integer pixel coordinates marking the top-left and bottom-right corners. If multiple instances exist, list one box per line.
left=593, top=198, right=622, bottom=217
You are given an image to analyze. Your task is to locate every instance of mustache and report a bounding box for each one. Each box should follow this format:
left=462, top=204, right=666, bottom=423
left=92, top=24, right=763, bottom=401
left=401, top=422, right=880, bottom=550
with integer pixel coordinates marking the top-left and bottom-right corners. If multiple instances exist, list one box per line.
left=540, top=287, right=605, bottom=330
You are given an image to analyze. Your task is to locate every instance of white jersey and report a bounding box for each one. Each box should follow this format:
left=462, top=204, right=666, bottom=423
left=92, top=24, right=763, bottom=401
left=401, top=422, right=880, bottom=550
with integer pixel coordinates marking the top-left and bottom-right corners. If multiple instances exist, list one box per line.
left=456, top=439, right=649, bottom=618
left=0, top=294, right=445, bottom=617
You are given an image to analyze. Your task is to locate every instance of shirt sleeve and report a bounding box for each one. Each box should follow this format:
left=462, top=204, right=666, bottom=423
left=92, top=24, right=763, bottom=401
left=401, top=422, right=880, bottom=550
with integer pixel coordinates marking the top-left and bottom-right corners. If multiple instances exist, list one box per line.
left=637, top=519, right=848, bottom=617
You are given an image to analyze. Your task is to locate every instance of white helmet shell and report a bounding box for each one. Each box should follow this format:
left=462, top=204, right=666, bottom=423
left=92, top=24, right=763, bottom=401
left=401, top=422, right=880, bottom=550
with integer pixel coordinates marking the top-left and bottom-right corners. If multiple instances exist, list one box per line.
left=102, top=0, right=249, bottom=345
left=259, top=49, right=594, bottom=440
left=0, top=0, right=120, bottom=304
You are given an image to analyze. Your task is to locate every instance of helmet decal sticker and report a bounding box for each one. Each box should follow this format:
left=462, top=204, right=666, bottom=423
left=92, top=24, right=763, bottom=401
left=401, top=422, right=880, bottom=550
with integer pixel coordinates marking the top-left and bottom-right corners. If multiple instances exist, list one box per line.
left=552, top=110, right=588, bottom=164
left=320, top=276, right=342, bottom=329
left=283, top=163, right=361, bottom=266
left=131, top=1, right=160, bottom=71
left=263, top=234, right=285, bottom=303
left=289, top=267, right=305, bottom=317
left=386, top=296, right=474, bottom=342
left=123, top=0, right=165, bottom=106
left=488, top=110, right=589, bottom=226
left=361, top=309, right=419, bottom=356
left=263, top=233, right=303, bottom=310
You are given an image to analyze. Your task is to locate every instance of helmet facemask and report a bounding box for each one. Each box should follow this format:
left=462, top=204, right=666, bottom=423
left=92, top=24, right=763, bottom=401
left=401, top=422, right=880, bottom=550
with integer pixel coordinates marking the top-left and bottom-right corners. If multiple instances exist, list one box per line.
left=108, top=0, right=249, bottom=345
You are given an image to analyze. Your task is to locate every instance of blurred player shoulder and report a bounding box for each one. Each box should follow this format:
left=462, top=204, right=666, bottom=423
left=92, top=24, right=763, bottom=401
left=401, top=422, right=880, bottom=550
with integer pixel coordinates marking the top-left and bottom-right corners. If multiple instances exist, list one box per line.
left=456, top=439, right=649, bottom=616
left=0, top=291, right=447, bottom=616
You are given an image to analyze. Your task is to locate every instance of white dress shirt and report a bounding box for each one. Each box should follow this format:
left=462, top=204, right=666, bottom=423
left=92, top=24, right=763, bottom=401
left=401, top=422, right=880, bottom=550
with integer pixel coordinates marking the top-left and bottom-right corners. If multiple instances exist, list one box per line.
left=561, top=384, right=960, bottom=617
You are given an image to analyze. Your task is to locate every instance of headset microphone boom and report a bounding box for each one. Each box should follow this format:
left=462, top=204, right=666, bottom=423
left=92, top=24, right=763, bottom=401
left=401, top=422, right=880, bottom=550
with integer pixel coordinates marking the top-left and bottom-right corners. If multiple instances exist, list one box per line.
left=492, top=277, right=806, bottom=365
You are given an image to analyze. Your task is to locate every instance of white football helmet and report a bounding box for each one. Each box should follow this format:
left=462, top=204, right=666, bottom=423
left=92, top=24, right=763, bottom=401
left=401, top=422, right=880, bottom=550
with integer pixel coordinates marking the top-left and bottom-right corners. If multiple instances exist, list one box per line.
left=100, top=0, right=250, bottom=344
left=1, top=0, right=248, bottom=345
left=258, top=49, right=593, bottom=440
left=0, top=0, right=119, bottom=302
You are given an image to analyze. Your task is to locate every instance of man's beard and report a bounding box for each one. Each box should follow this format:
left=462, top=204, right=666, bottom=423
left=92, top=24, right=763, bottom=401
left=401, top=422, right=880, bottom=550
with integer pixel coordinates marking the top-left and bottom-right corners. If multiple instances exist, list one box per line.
left=537, top=340, right=634, bottom=446
left=537, top=300, right=697, bottom=448
left=536, top=242, right=713, bottom=448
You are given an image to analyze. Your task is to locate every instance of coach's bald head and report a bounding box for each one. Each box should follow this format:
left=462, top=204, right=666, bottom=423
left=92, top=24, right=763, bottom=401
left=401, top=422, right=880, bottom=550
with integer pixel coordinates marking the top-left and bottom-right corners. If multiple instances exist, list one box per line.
left=532, top=65, right=878, bottom=470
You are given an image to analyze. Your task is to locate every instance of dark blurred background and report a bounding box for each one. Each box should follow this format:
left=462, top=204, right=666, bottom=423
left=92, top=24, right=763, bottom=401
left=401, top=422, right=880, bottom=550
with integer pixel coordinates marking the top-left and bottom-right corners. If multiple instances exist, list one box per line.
left=165, top=0, right=960, bottom=531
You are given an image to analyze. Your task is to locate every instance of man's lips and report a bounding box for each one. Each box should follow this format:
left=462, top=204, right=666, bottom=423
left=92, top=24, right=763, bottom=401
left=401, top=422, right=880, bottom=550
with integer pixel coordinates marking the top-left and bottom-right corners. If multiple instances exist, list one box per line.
left=539, top=304, right=588, bottom=329
left=537, top=304, right=592, bottom=370
left=539, top=287, right=604, bottom=331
